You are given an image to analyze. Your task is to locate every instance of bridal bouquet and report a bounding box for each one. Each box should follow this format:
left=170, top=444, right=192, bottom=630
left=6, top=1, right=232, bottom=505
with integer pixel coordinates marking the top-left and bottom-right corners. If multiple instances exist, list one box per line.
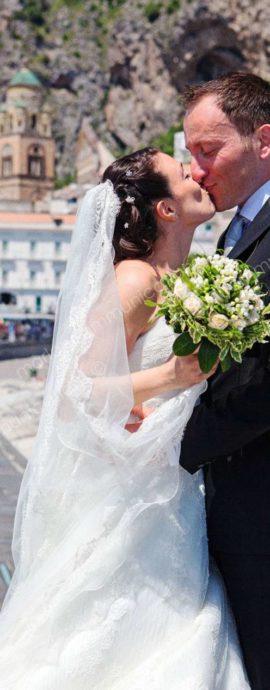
left=146, top=253, right=270, bottom=372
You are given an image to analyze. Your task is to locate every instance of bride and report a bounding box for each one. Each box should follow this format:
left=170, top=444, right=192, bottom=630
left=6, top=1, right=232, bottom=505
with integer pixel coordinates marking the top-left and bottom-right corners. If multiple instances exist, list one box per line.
left=0, top=147, right=250, bottom=689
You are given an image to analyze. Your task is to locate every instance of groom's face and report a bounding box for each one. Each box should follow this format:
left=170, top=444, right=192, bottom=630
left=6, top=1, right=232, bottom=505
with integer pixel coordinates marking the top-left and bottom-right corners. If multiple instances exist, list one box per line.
left=184, top=95, right=261, bottom=211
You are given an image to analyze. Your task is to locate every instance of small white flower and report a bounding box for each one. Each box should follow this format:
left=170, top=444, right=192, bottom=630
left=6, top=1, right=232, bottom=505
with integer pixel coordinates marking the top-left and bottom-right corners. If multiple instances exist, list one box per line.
left=239, top=289, right=250, bottom=303
left=254, top=296, right=264, bottom=310
left=211, top=291, right=223, bottom=303
left=124, top=222, right=129, bottom=229
left=194, top=257, right=208, bottom=269
left=247, top=308, right=260, bottom=324
left=242, top=268, right=253, bottom=281
left=231, top=317, right=247, bottom=330
left=183, top=293, right=203, bottom=315
left=174, top=278, right=191, bottom=300
left=193, top=275, right=204, bottom=288
left=126, top=195, right=135, bottom=204
left=208, top=313, right=230, bottom=330
left=126, top=170, right=132, bottom=177
left=205, top=294, right=215, bottom=304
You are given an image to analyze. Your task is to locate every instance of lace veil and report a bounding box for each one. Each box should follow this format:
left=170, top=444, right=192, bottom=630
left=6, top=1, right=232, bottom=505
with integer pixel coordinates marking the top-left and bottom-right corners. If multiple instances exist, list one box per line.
left=0, top=181, right=204, bottom=685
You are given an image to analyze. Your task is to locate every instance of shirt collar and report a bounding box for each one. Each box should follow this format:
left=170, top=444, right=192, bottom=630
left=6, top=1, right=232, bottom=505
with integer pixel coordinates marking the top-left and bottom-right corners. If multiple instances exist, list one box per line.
left=238, top=180, right=270, bottom=222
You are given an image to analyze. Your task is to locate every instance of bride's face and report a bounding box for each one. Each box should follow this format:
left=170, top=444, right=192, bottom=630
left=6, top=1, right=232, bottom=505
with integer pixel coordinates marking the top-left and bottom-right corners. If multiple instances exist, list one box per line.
left=154, top=152, right=215, bottom=227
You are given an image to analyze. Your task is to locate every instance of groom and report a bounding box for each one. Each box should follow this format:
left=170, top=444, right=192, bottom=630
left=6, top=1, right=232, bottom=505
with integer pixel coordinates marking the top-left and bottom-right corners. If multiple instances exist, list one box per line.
left=180, top=72, right=270, bottom=690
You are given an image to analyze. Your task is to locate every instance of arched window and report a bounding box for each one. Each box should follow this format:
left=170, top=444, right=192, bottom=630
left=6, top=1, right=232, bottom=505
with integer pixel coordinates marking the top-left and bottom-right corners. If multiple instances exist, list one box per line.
left=28, top=144, right=45, bottom=178
left=2, top=144, right=13, bottom=177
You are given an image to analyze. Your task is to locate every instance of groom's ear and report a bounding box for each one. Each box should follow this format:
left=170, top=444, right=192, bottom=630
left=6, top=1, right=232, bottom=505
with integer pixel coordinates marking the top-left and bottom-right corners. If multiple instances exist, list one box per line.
left=155, top=199, right=177, bottom=223
left=257, top=124, right=270, bottom=160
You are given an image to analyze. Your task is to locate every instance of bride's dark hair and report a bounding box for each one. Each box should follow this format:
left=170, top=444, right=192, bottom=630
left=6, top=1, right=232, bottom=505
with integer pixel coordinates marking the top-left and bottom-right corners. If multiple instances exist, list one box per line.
left=102, top=147, right=171, bottom=262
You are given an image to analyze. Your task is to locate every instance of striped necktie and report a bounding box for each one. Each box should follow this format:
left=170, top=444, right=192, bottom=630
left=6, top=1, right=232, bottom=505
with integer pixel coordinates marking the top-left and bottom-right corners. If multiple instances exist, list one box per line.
left=224, top=212, right=250, bottom=255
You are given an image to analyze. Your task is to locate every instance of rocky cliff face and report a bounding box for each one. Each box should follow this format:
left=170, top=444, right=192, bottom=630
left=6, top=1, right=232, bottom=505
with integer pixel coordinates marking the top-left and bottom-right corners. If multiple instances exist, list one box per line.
left=0, top=0, right=269, bottom=180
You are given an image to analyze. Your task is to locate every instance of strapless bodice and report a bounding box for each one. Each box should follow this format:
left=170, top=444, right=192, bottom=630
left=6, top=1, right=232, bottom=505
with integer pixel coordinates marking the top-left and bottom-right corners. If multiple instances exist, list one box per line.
left=128, top=316, right=177, bottom=406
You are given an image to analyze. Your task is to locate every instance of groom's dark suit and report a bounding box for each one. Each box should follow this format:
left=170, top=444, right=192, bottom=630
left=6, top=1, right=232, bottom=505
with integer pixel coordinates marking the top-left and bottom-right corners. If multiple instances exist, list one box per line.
left=180, top=198, right=270, bottom=690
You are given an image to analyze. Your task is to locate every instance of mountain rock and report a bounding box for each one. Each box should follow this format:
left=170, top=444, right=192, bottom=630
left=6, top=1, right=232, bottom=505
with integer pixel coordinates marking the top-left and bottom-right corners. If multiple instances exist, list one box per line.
left=0, top=0, right=268, bottom=180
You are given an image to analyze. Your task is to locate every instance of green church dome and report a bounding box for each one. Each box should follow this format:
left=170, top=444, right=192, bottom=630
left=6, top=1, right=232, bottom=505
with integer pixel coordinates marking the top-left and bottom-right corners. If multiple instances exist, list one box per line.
left=9, top=69, right=42, bottom=89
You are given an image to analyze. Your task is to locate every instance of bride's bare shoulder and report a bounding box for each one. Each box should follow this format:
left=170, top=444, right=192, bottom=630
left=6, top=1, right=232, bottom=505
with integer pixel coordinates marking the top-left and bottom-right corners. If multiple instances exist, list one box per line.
left=115, top=259, right=158, bottom=293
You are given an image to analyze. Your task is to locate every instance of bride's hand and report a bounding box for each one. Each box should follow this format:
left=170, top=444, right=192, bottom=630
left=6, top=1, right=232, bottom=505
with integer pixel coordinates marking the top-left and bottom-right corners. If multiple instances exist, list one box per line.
left=165, top=352, right=218, bottom=390
left=125, top=405, right=154, bottom=433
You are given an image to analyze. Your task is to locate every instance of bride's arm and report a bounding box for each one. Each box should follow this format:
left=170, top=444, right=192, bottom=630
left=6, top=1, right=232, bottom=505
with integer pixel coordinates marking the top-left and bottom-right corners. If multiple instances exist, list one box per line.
left=115, top=260, right=213, bottom=406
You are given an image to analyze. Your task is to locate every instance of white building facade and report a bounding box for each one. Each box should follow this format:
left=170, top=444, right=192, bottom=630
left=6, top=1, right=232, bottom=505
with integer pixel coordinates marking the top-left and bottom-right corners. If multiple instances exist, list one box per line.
left=0, top=211, right=75, bottom=313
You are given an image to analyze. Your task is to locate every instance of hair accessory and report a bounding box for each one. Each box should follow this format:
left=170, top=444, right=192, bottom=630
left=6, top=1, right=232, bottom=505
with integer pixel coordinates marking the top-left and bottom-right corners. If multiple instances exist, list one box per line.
left=124, top=222, right=129, bottom=229
left=126, top=170, right=132, bottom=177
left=126, top=195, right=135, bottom=204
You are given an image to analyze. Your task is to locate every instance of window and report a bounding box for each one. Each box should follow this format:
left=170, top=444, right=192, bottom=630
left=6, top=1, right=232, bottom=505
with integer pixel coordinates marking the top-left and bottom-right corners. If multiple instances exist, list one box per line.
left=54, top=270, right=61, bottom=286
left=1, top=144, right=13, bottom=177
left=55, top=241, right=61, bottom=255
left=31, top=114, right=37, bottom=129
left=28, top=144, right=45, bottom=178
left=2, top=240, right=8, bottom=253
left=30, top=270, right=36, bottom=283
left=30, top=240, right=36, bottom=253
left=2, top=269, right=8, bottom=285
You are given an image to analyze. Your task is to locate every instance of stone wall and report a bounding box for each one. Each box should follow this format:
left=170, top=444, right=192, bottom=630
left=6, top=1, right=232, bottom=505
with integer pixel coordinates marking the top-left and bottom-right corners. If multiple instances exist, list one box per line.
left=0, top=0, right=269, bottom=179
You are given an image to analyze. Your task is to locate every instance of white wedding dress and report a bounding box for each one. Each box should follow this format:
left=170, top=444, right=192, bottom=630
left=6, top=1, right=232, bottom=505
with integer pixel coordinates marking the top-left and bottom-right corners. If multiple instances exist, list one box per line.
left=0, top=182, right=250, bottom=689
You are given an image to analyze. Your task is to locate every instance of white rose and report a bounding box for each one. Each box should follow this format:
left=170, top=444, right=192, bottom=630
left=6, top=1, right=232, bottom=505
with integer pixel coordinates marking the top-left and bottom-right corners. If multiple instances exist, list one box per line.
left=208, top=313, right=230, bottom=330
left=183, top=293, right=203, bottom=315
left=174, top=278, right=191, bottom=300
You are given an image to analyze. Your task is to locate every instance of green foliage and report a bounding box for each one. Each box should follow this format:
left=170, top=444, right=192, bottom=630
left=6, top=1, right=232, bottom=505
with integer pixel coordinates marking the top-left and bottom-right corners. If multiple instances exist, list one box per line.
left=63, top=29, right=74, bottom=42
left=32, top=52, right=50, bottom=65
left=16, top=0, right=48, bottom=26
left=79, top=17, right=88, bottom=27
left=144, top=1, right=162, bottom=22
left=150, top=122, right=183, bottom=156
left=56, top=0, right=83, bottom=6
left=167, top=0, right=181, bottom=13
left=54, top=173, right=75, bottom=189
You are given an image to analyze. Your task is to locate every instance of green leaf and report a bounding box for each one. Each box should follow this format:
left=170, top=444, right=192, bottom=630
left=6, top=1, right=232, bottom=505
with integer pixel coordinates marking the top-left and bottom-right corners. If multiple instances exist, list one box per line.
left=144, top=299, right=157, bottom=308
left=231, top=349, right=242, bottom=363
left=173, top=332, right=198, bottom=356
left=198, top=338, right=219, bottom=373
left=220, top=353, right=233, bottom=372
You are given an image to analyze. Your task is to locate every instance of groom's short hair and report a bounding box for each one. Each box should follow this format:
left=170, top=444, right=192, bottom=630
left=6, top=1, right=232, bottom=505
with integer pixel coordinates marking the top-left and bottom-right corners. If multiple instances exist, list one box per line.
left=183, top=72, right=270, bottom=136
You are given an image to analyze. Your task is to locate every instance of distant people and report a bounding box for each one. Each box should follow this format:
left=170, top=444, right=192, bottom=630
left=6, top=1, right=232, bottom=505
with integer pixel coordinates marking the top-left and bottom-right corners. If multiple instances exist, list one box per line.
left=7, top=322, right=16, bottom=343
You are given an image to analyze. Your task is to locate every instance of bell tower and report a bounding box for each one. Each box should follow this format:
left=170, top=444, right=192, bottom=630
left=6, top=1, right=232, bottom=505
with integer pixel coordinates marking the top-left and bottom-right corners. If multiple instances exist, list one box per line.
left=0, top=68, right=55, bottom=204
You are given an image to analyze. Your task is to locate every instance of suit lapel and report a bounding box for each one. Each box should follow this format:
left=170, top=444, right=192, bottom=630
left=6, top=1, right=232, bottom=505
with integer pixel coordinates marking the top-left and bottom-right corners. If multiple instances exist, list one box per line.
left=227, top=199, right=270, bottom=259
left=217, top=228, right=227, bottom=251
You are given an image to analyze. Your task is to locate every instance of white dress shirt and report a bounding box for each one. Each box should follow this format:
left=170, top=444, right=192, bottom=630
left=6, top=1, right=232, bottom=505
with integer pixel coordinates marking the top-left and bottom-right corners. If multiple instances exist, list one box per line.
left=224, top=180, right=270, bottom=255
left=239, top=179, right=270, bottom=222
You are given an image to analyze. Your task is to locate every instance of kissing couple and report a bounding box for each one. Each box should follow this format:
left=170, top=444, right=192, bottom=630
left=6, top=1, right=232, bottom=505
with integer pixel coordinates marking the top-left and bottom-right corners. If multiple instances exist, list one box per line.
left=0, top=72, right=269, bottom=690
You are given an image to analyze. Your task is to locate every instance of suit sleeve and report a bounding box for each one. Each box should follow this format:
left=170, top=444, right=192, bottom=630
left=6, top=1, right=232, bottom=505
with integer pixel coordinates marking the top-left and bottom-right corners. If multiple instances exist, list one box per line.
left=180, top=366, right=270, bottom=474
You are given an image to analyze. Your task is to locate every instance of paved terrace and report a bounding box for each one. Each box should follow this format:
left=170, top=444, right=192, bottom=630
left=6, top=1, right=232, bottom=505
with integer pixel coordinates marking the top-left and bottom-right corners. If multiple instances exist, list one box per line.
left=0, top=355, right=47, bottom=606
